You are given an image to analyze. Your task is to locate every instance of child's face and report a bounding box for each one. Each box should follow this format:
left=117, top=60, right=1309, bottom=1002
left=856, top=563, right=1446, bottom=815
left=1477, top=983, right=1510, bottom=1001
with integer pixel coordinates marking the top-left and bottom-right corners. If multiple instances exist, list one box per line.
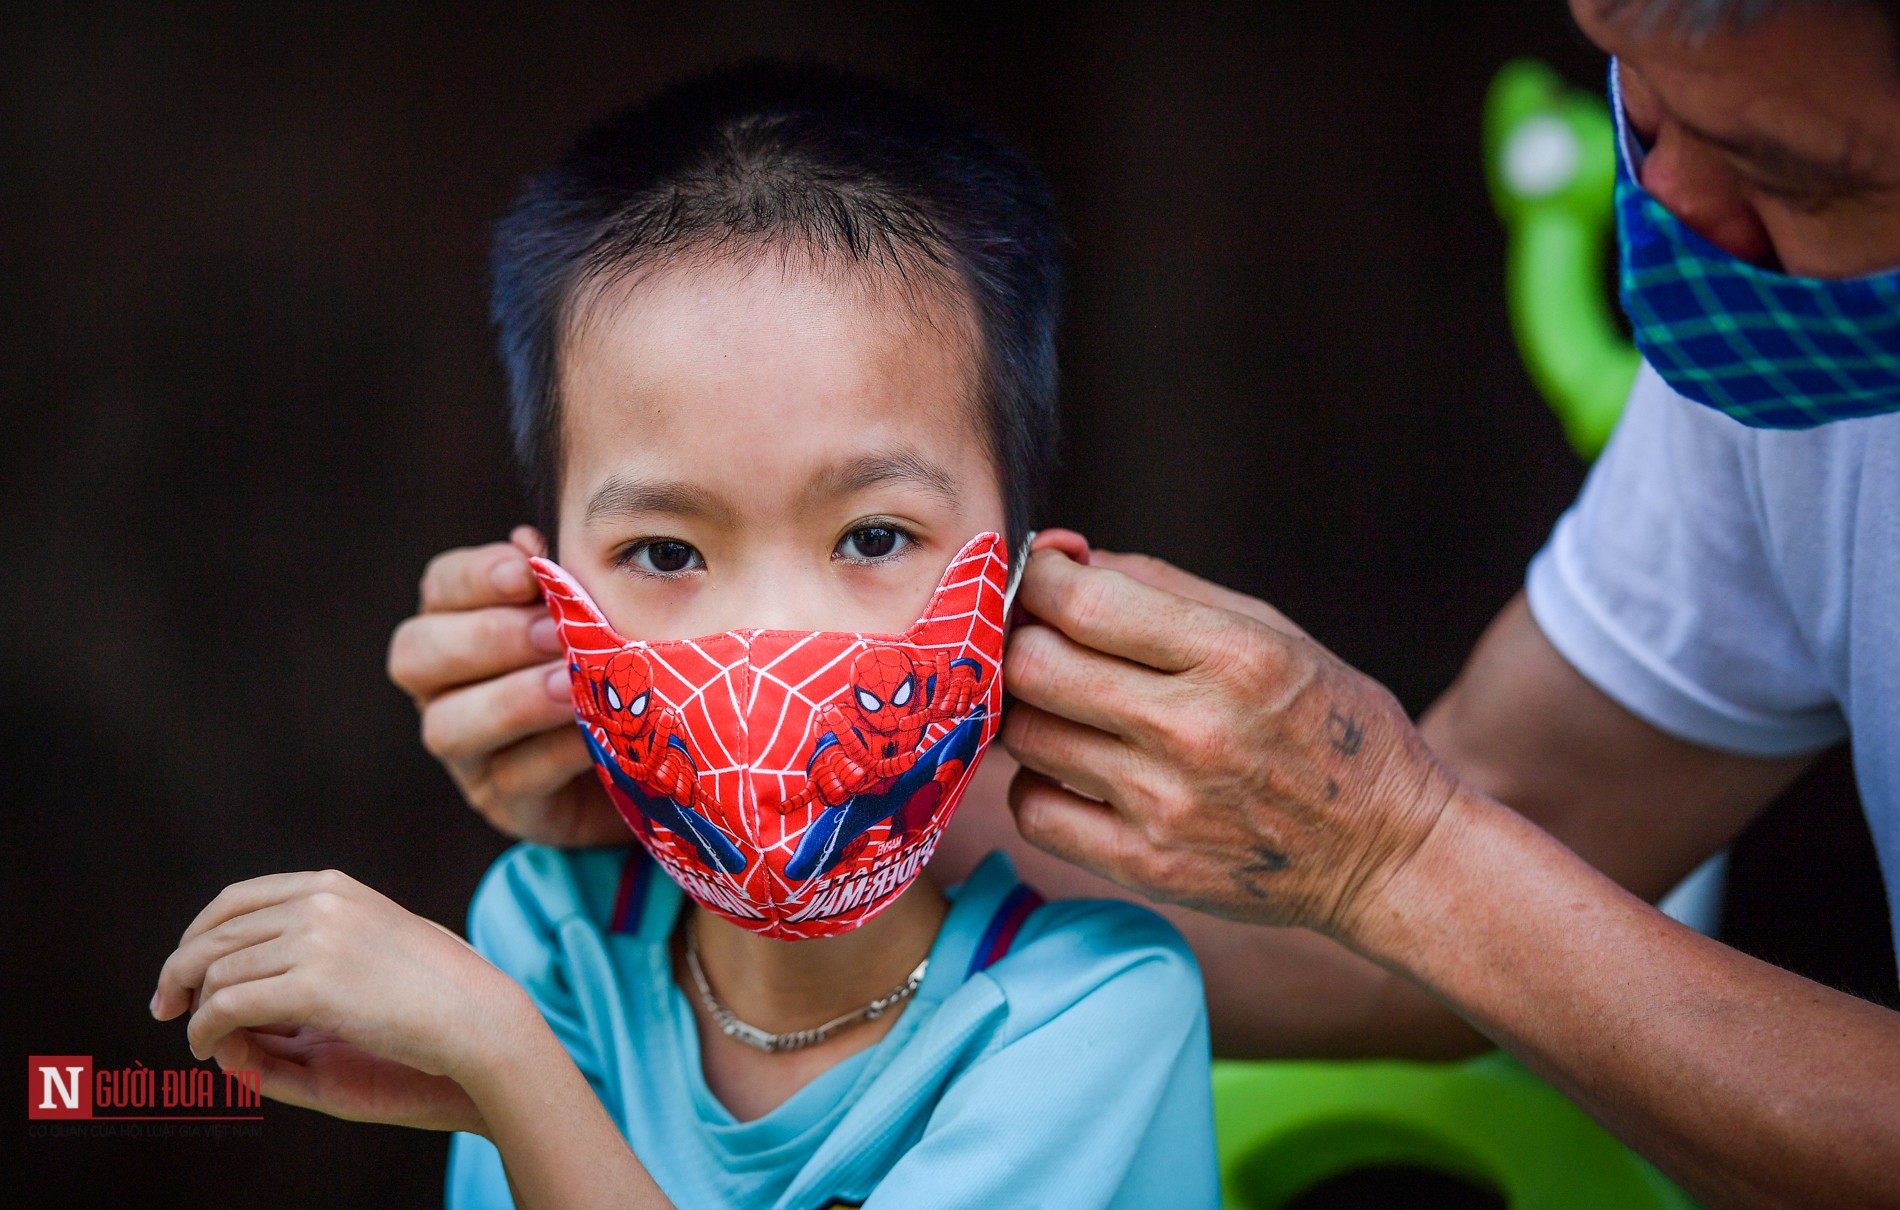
left=553, top=255, right=1007, bottom=641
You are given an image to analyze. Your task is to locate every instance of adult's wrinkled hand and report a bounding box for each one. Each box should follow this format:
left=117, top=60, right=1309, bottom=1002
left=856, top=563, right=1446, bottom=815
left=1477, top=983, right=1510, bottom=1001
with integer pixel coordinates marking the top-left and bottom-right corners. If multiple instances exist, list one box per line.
left=1001, top=540, right=1458, bottom=943
left=386, top=526, right=626, bottom=846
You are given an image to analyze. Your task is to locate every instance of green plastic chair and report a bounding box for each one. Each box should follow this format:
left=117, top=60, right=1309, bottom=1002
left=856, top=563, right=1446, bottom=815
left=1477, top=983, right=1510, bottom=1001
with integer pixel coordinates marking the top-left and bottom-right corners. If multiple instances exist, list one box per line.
left=1214, top=1052, right=1700, bottom=1209
left=1483, top=58, right=1639, bottom=459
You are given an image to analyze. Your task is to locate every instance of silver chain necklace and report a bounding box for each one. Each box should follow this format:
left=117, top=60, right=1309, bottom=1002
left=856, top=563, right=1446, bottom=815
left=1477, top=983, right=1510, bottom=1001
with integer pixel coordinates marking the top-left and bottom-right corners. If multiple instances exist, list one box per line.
left=682, top=916, right=929, bottom=1053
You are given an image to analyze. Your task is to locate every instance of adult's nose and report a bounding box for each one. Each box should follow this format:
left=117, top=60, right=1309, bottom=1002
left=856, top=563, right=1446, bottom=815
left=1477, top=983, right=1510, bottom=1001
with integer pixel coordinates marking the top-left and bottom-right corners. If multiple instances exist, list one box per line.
left=1638, top=123, right=1777, bottom=267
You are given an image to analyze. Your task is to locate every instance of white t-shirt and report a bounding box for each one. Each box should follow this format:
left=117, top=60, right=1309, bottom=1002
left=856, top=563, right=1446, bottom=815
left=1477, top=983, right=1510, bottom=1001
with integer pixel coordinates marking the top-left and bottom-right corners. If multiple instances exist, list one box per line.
left=1526, top=361, right=1900, bottom=952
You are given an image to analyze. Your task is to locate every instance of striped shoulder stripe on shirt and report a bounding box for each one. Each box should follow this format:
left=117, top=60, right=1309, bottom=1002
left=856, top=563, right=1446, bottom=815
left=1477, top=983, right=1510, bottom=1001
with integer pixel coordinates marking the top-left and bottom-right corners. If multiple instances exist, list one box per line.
left=965, top=884, right=1045, bottom=978
left=609, top=849, right=652, bottom=935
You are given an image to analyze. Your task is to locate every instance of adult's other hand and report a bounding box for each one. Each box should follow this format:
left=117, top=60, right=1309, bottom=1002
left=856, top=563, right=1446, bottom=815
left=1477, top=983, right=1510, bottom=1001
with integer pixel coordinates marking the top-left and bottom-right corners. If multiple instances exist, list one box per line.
left=387, top=527, right=625, bottom=846
left=1002, top=541, right=1457, bottom=943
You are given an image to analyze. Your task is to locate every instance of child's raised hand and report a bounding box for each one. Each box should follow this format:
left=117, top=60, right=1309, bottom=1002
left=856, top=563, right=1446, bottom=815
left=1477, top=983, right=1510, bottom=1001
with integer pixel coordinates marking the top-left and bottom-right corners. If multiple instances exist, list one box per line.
left=210, top=1022, right=485, bottom=1133
left=151, top=869, right=531, bottom=1134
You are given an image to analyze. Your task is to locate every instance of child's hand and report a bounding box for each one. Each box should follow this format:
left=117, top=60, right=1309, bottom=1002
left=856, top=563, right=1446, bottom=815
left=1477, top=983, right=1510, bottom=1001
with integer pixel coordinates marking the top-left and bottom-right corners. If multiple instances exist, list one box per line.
left=151, top=870, right=530, bottom=1134
left=210, top=1022, right=485, bottom=1133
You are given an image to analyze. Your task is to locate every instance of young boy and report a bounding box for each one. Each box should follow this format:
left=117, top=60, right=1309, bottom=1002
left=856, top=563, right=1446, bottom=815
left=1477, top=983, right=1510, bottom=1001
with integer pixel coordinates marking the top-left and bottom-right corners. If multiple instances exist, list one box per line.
left=151, top=63, right=1217, bottom=1208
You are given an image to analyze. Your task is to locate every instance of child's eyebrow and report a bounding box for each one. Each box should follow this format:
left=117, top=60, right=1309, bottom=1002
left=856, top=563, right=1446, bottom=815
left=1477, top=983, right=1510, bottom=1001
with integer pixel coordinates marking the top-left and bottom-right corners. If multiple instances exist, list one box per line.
left=801, top=450, right=961, bottom=510
left=583, top=474, right=737, bottom=527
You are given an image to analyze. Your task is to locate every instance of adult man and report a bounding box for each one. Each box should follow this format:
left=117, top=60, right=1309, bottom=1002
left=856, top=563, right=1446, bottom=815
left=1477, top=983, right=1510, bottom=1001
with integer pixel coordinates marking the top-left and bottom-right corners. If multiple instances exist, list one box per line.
left=389, top=1, right=1900, bottom=1202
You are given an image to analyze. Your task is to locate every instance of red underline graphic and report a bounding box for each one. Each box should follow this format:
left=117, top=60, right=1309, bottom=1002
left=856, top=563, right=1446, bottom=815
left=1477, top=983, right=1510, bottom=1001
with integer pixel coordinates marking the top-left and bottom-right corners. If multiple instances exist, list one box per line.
left=88, top=1115, right=265, bottom=1121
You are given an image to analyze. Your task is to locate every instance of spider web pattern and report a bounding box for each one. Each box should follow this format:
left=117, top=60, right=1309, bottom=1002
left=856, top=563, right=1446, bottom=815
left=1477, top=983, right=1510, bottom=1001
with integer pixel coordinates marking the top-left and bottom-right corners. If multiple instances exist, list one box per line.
left=532, top=533, right=1009, bottom=939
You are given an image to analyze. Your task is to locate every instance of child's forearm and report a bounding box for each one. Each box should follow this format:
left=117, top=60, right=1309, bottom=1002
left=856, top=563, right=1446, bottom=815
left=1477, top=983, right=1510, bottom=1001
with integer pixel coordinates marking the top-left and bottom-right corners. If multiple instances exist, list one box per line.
left=459, top=983, right=673, bottom=1210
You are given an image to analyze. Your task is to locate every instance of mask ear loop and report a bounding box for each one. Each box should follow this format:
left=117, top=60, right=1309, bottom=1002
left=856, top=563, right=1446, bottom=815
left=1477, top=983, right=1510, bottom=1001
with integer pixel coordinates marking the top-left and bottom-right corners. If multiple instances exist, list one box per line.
left=1607, top=56, right=1646, bottom=176
left=996, top=530, right=1035, bottom=721
left=1002, top=529, right=1035, bottom=622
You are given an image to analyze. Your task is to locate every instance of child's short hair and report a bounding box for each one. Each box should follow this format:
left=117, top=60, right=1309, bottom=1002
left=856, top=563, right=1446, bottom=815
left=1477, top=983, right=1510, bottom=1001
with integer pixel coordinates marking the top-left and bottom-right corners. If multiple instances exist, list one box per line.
left=491, top=60, right=1064, bottom=550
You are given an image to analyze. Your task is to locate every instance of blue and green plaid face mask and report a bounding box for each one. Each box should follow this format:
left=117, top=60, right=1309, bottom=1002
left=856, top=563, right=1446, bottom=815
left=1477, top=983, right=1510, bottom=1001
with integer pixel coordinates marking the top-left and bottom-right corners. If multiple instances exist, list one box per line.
left=1610, top=59, right=1900, bottom=428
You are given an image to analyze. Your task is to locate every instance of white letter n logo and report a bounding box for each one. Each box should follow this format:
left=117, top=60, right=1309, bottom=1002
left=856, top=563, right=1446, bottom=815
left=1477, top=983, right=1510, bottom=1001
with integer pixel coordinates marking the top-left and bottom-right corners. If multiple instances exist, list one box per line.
left=40, top=1065, right=83, bottom=1110
left=27, top=1055, right=92, bottom=1119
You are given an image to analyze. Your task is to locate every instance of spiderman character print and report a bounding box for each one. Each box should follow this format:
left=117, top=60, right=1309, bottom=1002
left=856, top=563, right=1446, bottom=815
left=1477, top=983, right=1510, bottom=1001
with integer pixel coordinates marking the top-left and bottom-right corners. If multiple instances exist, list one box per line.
left=529, top=532, right=1019, bottom=940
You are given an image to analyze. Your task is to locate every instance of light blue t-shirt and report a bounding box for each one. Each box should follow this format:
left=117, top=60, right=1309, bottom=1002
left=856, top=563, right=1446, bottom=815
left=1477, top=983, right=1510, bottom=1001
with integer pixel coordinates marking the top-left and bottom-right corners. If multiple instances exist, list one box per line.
left=445, top=844, right=1217, bottom=1209
left=1528, top=360, right=1900, bottom=949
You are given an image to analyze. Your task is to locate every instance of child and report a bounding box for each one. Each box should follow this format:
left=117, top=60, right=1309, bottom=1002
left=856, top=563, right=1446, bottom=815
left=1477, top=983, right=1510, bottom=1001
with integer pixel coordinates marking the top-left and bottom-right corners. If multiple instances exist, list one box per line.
left=152, top=62, right=1218, bottom=1209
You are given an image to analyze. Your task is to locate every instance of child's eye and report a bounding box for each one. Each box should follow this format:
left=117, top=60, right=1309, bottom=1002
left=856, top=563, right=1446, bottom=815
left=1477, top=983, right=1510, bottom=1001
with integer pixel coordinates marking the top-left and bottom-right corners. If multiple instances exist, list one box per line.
left=837, top=525, right=911, bottom=562
left=616, top=538, right=704, bottom=576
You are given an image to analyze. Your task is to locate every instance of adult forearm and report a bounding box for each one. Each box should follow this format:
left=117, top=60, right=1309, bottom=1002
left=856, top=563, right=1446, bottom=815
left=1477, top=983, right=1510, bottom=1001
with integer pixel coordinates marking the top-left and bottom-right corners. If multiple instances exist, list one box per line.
left=1415, top=594, right=1813, bottom=900
left=1147, top=904, right=1486, bottom=1060
left=940, top=754, right=1487, bottom=1058
left=1360, top=787, right=1900, bottom=1209
left=460, top=987, right=672, bottom=1210
left=1210, top=592, right=1810, bottom=1064
left=1008, top=838, right=1490, bottom=1059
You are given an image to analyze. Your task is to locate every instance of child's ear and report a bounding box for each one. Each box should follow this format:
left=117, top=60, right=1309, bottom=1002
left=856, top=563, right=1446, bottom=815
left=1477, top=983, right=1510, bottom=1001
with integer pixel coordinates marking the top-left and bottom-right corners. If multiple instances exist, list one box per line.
left=1028, top=528, right=1090, bottom=565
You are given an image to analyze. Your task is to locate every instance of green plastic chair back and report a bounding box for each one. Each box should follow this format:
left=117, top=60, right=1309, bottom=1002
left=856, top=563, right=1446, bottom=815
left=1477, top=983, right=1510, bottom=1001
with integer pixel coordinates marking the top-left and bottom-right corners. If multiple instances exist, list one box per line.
left=1214, top=1052, right=1700, bottom=1209
left=1483, top=59, right=1639, bottom=459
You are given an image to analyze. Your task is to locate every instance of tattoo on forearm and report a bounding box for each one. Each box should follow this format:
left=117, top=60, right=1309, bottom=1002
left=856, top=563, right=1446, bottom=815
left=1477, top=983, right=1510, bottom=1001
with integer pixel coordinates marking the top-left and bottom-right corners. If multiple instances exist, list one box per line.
left=1325, top=708, right=1364, bottom=757
left=1231, top=846, right=1292, bottom=898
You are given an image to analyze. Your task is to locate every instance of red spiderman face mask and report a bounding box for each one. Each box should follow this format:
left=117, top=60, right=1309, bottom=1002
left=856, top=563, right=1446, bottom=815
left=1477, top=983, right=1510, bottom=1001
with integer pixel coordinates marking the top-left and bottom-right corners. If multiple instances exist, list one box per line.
left=529, top=532, right=1020, bottom=939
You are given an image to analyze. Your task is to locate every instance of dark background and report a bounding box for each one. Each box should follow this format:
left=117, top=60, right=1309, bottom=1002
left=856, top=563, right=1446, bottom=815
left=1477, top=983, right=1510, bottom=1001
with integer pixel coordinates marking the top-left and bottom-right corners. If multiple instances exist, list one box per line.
left=5, top=2, right=1891, bottom=1204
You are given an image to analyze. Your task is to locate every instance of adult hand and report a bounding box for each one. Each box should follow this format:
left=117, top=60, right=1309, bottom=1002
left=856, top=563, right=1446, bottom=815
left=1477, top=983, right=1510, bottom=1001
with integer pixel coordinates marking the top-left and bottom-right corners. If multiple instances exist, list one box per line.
left=1001, top=538, right=1457, bottom=944
left=386, top=526, right=626, bottom=846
